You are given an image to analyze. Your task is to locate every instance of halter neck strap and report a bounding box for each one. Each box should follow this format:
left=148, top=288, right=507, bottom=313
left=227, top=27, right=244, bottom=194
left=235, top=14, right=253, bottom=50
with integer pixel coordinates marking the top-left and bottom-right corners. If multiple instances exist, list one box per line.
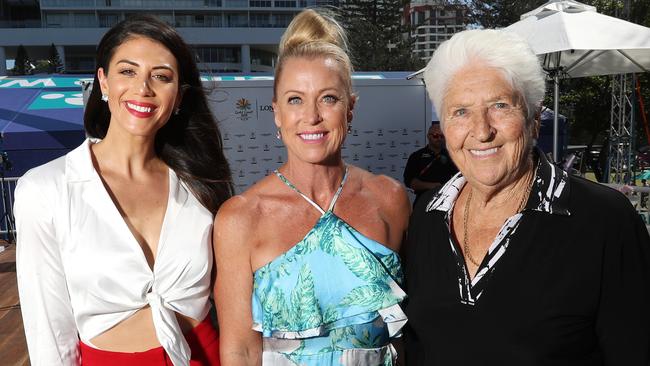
left=274, top=166, right=349, bottom=215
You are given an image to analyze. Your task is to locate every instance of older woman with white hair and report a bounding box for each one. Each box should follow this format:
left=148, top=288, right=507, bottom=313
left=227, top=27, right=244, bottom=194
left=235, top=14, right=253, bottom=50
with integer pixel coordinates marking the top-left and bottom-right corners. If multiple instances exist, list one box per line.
left=404, top=29, right=650, bottom=365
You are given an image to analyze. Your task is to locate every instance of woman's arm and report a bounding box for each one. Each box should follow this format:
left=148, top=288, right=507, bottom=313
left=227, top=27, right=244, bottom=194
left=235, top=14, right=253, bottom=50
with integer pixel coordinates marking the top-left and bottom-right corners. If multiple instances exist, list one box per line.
left=14, top=178, right=79, bottom=365
left=596, top=203, right=650, bottom=365
left=213, top=196, right=262, bottom=366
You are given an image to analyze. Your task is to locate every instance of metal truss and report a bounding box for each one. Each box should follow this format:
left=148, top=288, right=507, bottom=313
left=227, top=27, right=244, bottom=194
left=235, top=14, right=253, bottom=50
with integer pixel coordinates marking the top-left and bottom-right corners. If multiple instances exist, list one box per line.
left=607, top=73, right=635, bottom=184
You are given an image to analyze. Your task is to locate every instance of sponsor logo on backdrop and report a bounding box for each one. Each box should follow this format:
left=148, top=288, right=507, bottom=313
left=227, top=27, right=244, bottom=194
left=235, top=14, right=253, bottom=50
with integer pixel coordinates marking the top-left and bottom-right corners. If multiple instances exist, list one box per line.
left=259, top=104, right=274, bottom=112
left=235, top=98, right=253, bottom=121
left=250, top=132, right=256, bottom=139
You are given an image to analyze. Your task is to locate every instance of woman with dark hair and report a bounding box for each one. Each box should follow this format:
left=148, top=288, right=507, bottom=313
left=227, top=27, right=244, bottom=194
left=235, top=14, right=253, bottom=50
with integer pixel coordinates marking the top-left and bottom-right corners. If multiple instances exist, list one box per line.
left=14, top=15, right=232, bottom=366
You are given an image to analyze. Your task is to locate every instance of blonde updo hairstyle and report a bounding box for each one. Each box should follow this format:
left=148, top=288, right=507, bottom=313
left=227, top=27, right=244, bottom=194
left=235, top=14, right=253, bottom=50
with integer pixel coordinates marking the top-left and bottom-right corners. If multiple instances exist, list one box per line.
left=273, top=9, right=354, bottom=103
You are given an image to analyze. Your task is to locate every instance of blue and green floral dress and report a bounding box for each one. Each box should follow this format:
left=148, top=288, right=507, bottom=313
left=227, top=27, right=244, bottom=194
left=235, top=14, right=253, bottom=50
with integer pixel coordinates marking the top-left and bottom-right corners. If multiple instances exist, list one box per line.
left=252, top=167, right=407, bottom=365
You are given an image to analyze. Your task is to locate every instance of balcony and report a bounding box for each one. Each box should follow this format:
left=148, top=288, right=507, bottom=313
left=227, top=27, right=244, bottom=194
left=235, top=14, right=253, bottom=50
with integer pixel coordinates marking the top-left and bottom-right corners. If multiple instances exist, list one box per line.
left=0, top=20, right=42, bottom=28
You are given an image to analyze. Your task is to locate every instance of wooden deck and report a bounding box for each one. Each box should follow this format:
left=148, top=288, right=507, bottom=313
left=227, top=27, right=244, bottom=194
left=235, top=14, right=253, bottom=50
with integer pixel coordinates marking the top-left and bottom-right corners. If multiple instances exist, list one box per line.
left=0, top=244, right=30, bottom=366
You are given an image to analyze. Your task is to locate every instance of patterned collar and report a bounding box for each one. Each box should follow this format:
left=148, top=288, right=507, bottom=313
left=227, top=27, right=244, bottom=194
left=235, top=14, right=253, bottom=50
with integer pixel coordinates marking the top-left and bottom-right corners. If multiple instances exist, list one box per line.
left=426, top=147, right=571, bottom=216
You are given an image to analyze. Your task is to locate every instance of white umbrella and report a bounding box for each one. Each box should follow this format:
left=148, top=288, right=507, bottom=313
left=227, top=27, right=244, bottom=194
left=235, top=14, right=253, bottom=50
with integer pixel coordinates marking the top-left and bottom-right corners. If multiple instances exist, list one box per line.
left=504, top=0, right=650, bottom=160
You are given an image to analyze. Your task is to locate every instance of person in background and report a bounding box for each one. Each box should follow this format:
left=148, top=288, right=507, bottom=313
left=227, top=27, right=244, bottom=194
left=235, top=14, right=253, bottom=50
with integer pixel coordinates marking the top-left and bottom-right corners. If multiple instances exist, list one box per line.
left=404, top=28, right=650, bottom=365
left=214, top=8, right=410, bottom=366
left=14, top=15, right=232, bottom=366
left=403, top=122, right=457, bottom=204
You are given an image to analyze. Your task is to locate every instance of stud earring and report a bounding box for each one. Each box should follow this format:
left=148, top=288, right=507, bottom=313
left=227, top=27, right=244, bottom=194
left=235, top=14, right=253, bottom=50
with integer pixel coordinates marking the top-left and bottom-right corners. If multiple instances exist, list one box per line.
left=101, top=94, right=108, bottom=102
left=276, top=129, right=282, bottom=140
left=174, top=107, right=180, bottom=115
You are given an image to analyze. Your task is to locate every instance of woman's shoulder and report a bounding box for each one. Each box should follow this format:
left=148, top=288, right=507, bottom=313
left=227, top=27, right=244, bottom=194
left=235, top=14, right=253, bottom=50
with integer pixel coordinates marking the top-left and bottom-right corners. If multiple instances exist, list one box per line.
left=352, top=165, right=409, bottom=203
left=569, top=175, right=635, bottom=211
left=18, top=139, right=90, bottom=192
left=17, top=154, right=68, bottom=195
left=214, top=174, right=279, bottom=228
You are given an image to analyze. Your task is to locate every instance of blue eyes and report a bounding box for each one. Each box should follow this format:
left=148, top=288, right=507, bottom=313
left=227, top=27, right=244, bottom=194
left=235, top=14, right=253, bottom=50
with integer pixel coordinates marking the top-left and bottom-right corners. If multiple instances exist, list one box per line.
left=287, top=95, right=339, bottom=105
left=453, top=108, right=467, bottom=117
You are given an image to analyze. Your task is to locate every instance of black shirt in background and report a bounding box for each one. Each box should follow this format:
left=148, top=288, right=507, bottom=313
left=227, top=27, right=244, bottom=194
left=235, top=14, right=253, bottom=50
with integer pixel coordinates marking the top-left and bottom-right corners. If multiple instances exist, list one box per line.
left=403, top=146, right=457, bottom=202
left=403, top=150, right=650, bottom=366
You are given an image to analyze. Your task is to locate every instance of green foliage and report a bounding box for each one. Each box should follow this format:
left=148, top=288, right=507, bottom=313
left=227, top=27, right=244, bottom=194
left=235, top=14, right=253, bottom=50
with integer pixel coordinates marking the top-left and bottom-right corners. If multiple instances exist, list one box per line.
left=12, top=45, right=32, bottom=76
left=340, top=0, right=425, bottom=71
left=48, top=44, right=63, bottom=74
left=468, top=0, right=546, bottom=28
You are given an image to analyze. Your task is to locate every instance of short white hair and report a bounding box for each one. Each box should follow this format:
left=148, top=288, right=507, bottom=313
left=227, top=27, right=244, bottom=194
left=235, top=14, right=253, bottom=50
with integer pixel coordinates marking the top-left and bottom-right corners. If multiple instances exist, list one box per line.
left=423, top=29, right=546, bottom=127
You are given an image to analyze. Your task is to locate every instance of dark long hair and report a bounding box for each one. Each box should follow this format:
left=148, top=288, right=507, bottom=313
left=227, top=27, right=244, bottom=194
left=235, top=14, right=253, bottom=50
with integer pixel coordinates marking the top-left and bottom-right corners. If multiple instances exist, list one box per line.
left=84, top=15, right=233, bottom=214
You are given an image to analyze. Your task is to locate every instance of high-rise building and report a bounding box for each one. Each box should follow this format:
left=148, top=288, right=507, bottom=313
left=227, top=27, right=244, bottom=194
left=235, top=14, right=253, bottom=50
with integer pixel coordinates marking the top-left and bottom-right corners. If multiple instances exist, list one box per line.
left=0, top=0, right=338, bottom=75
left=406, top=0, right=468, bottom=62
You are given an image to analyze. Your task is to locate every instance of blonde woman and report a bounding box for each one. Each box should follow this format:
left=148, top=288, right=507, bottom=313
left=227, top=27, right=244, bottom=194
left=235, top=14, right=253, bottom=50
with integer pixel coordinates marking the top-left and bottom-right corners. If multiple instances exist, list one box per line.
left=214, top=9, right=410, bottom=366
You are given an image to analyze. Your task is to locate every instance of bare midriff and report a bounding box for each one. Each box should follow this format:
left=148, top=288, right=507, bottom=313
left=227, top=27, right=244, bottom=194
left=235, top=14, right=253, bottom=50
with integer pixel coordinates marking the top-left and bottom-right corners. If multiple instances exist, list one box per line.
left=89, top=306, right=202, bottom=352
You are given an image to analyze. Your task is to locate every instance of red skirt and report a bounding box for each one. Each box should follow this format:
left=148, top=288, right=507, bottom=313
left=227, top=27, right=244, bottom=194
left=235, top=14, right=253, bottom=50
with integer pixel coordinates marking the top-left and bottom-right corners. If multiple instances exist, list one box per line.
left=79, top=317, right=220, bottom=366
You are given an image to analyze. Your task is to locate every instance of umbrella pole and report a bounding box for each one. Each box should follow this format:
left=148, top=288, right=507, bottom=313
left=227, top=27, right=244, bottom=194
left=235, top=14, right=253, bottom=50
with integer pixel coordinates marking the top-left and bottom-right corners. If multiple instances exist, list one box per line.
left=553, top=72, right=559, bottom=162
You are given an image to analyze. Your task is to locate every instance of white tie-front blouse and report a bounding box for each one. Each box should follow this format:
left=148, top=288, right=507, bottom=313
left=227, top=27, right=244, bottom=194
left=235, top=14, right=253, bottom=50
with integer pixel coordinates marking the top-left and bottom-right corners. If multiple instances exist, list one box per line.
left=15, top=140, right=214, bottom=366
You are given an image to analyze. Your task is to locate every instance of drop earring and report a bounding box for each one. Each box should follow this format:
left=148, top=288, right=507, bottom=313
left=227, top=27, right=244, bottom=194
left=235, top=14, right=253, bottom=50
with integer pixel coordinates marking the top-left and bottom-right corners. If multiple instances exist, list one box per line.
left=101, top=94, right=108, bottom=102
left=347, top=122, right=352, bottom=134
left=276, top=128, right=282, bottom=139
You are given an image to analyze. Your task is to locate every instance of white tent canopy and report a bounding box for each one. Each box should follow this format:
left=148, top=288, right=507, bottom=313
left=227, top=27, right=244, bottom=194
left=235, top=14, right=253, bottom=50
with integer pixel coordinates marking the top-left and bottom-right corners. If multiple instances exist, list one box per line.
left=505, top=0, right=650, bottom=160
left=507, top=0, right=650, bottom=77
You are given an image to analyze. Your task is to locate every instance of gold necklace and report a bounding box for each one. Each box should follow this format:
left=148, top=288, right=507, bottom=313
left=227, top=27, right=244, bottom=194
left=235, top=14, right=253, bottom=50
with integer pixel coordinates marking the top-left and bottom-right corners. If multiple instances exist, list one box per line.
left=463, top=171, right=534, bottom=267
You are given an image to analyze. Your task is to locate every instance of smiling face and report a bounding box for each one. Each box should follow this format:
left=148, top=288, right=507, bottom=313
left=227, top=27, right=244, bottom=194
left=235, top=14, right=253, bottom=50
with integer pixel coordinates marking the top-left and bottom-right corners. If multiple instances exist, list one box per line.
left=442, top=64, right=534, bottom=191
left=272, top=56, right=354, bottom=166
left=97, top=36, right=181, bottom=139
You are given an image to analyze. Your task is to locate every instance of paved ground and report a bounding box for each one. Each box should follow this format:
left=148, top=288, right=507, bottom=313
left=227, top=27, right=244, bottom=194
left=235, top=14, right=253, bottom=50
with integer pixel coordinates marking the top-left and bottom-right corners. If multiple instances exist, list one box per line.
left=0, top=243, right=29, bottom=366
